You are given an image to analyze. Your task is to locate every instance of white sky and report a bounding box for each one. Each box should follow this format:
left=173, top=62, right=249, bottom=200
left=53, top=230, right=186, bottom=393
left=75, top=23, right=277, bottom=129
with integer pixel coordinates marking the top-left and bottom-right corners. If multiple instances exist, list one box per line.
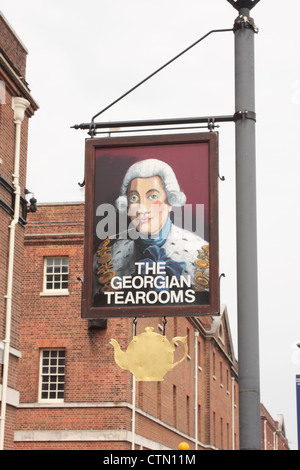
left=1, top=0, right=300, bottom=450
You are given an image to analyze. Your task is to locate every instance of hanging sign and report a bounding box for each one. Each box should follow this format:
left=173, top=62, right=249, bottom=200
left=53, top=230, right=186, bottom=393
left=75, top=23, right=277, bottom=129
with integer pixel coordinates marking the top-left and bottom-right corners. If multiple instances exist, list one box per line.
left=82, top=132, right=219, bottom=318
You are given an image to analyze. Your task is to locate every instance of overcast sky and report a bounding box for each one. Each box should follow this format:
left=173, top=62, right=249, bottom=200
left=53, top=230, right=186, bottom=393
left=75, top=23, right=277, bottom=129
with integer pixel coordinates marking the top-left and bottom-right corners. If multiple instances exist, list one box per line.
left=2, top=0, right=300, bottom=449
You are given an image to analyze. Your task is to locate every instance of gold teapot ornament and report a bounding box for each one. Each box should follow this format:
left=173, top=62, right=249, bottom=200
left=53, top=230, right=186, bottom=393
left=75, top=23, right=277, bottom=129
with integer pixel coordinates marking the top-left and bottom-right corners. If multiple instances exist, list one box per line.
left=110, top=327, right=188, bottom=381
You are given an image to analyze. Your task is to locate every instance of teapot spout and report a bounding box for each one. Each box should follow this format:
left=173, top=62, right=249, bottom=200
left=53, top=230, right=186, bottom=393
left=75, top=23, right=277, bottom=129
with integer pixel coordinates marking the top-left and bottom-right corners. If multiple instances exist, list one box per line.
left=109, top=339, right=128, bottom=370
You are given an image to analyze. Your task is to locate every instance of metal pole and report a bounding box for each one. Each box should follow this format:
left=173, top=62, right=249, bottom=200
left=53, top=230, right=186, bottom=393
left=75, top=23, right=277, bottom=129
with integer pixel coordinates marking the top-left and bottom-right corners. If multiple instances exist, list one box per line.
left=228, top=0, right=261, bottom=450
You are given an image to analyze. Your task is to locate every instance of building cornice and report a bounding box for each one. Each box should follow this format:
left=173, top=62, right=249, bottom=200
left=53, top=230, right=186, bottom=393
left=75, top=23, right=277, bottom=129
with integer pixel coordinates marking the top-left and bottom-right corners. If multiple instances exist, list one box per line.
left=0, top=52, right=39, bottom=116
left=24, top=232, right=84, bottom=246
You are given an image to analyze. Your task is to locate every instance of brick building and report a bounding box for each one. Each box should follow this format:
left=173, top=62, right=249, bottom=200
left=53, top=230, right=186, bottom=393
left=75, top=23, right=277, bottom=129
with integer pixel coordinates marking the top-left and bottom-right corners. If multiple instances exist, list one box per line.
left=260, top=404, right=289, bottom=451
left=0, top=11, right=38, bottom=449
left=0, top=10, right=290, bottom=451
left=15, top=202, right=240, bottom=450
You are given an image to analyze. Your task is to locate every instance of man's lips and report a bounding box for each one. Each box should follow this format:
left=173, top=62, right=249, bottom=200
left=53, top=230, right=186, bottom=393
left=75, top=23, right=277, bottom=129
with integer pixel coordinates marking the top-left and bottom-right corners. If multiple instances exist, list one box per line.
left=137, top=215, right=151, bottom=224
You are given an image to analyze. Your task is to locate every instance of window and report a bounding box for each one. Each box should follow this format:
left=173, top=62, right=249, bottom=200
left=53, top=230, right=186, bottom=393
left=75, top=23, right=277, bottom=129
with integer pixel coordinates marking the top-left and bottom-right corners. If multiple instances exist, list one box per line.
left=198, top=404, right=201, bottom=441
left=39, top=349, right=66, bottom=402
left=197, top=340, right=201, bottom=368
left=218, top=322, right=225, bottom=344
left=186, top=395, right=190, bottom=435
left=212, top=411, right=216, bottom=446
left=42, top=257, right=69, bottom=295
left=220, top=417, right=223, bottom=448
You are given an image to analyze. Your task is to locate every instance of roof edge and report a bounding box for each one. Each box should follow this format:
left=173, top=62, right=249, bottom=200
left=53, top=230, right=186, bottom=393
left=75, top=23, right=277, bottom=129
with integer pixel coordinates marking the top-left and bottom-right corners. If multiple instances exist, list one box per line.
left=0, top=11, right=28, bottom=53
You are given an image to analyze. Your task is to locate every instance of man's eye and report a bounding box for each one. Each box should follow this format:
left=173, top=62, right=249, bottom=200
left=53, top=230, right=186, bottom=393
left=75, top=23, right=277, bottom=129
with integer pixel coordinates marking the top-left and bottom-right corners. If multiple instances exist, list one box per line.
left=129, top=195, right=139, bottom=203
left=148, top=194, right=158, bottom=200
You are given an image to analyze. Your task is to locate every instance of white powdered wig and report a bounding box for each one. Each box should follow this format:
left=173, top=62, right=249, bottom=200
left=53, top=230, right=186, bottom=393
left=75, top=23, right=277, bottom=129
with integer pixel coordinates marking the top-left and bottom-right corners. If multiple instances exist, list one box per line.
left=115, top=159, right=186, bottom=213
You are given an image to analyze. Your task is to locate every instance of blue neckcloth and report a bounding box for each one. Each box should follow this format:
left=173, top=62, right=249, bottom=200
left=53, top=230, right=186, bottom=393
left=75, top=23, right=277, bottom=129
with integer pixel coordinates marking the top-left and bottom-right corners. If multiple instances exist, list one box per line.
left=135, top=217, right=172, bottom=249
left=135, top=219, right=186, bottom=289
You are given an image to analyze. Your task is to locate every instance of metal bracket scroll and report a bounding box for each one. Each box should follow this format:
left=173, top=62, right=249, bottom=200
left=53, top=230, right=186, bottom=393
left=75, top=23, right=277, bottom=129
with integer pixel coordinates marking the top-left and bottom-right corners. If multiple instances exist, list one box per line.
left=218, top=273, right=226, bottom=316
left=162, top=317, right=167, bottom=336
left=133, top=317, right=137, bottom=337
left=233, top=110, right=256, bottom=122
left=234, top=14, right=259, bottom=33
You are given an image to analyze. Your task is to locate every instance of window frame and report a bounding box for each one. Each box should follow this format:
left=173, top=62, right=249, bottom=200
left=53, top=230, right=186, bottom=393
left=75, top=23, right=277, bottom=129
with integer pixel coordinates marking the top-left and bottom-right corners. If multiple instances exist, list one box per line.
left=38, top=349, right=66, bottom=403
left=41, top=256, right=69, bottom=296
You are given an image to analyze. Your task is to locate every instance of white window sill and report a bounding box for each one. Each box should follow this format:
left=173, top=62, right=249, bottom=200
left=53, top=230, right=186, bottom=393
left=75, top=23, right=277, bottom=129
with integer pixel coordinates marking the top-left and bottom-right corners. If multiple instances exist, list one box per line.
left=38, top=399, right=64, bottom=404
left=40, top=290, right=69, bottom=297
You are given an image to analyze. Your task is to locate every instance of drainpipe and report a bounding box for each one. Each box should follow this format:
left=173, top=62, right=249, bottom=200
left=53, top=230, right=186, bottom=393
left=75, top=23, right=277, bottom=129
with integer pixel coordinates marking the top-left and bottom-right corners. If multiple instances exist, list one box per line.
left=0, top=96, right=30, bottom=450
left=194, top=330, right=199, bottom=450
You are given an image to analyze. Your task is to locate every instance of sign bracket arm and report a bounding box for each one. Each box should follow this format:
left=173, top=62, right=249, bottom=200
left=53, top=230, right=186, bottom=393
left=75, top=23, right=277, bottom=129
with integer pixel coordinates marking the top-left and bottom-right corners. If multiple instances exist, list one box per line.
left=72, top=27, right=233, bottom=136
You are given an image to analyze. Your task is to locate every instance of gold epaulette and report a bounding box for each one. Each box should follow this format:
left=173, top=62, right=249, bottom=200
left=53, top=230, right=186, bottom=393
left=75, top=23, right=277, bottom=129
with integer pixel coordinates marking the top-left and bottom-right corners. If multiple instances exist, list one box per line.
left=193, top=244, right=210, bottom=291
left=96, top=238, right=115, bottom=293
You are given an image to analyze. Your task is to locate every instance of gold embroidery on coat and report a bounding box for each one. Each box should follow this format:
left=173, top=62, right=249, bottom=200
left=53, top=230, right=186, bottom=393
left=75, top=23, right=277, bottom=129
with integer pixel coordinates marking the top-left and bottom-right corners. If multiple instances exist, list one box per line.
left=96, top=239, right=115, bottom=293
left=193, top=245, right=210, bottom=291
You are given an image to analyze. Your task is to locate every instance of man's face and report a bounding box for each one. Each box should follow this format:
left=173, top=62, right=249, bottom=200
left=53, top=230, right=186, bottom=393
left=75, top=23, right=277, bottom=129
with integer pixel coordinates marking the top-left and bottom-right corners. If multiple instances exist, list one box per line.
left=127, top=176, right=171, bottom=236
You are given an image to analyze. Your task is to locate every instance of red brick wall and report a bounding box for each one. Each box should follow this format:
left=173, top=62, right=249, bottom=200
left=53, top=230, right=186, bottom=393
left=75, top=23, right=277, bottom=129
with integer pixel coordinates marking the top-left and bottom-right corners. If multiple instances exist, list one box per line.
left=0, top=87, right=30, bottom=349
left=260, top=404, right=289, bottom=450
left=0, top=12, right=34, bottom=450
left=206, top=341, right=238, bottom=449
left=0, top=89, right=29, bottom=450
left=0, top=13, right=27, bottom=77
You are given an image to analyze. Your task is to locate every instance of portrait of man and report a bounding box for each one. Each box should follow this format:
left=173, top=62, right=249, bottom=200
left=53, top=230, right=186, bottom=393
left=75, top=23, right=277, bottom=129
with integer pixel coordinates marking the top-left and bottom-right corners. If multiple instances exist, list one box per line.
left=93, top=158, right=210, bottom=308
left=83, top=132, right=219, bottom=318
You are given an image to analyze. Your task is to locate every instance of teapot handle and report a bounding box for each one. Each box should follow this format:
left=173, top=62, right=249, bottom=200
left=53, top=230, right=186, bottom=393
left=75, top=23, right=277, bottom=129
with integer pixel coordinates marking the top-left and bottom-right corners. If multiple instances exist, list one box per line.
left=171, top=336, right=188, bottom=368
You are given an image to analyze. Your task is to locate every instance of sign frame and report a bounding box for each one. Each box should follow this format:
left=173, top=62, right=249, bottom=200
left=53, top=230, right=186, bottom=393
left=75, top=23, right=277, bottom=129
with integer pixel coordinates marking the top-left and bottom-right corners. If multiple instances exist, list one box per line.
left=82, top=132, right=219, bottom=318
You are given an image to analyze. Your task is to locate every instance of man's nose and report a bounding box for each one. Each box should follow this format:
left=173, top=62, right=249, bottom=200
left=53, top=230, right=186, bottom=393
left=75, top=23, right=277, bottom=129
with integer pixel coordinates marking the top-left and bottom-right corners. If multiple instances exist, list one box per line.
left=136, top=203, right=149, bottom=214
left=127, top=203, right=149, bottom=217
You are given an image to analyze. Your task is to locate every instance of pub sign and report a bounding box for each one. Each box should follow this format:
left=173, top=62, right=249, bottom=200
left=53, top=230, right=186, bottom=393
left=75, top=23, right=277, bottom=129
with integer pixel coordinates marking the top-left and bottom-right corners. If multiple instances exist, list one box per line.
left=82, top=132, right=219, bottom=318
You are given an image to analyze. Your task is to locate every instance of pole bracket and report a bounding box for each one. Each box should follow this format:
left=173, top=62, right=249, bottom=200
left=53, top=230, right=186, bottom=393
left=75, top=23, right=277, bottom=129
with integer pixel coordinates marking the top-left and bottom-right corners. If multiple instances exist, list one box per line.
left=233, top=110, right=256, bottom=122
left=234, top=14, right=259, bottom=33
